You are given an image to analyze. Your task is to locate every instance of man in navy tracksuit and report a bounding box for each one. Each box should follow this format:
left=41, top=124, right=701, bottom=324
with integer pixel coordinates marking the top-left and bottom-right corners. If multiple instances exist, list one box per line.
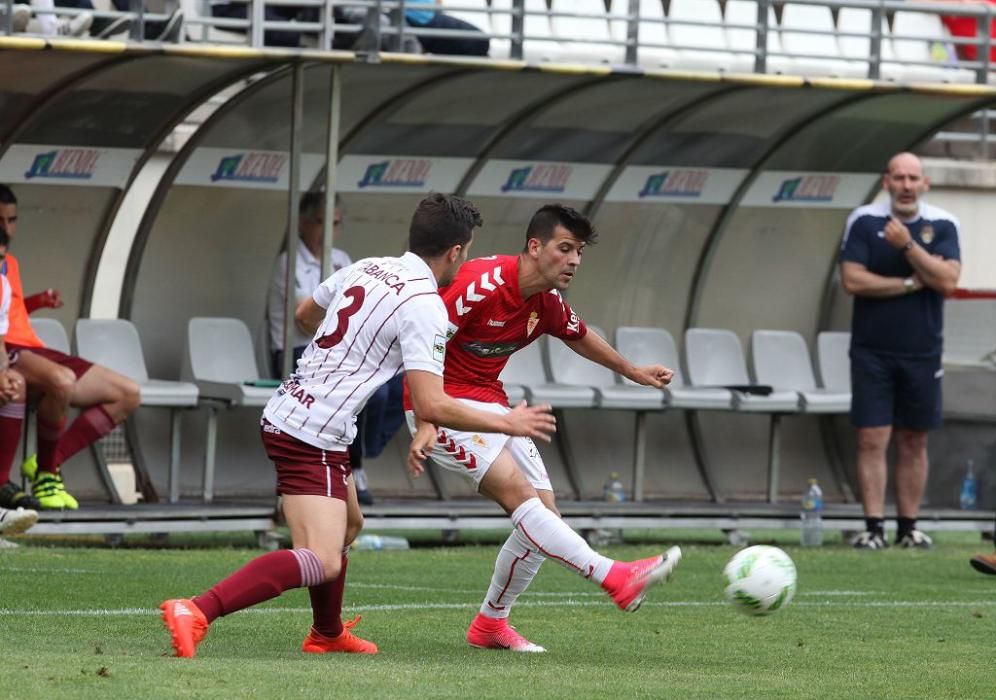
left=839, top=152, right=961, bottom=550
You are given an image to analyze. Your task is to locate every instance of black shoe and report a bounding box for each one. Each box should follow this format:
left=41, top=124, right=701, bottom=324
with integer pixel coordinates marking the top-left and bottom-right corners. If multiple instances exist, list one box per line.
left=155, top=9, right=183, bottom=43
left=0, top=481, right=41, bottom=510
left=94, top=15, right=131, bottom=39
left=851, top=530, right=888, bottom=550
left=357, top=489, right=375, bottom=506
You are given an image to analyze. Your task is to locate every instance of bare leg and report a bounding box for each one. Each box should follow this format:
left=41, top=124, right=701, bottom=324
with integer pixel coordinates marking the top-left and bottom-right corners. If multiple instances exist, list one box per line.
left=893, top=429, right=928, bottom=519
left=856, top=426, right=891, bottom=518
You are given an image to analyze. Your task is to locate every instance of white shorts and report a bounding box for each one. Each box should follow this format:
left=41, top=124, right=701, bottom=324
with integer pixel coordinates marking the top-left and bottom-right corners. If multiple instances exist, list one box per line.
left=405, top=399, right=551, bottom=491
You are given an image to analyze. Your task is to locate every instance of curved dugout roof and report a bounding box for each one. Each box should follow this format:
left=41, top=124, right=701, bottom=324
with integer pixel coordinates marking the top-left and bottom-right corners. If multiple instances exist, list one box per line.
left=3, top=38, right=993, bottom=500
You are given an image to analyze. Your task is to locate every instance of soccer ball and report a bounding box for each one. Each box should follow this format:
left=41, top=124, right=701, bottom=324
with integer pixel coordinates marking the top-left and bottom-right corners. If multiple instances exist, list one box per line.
left=723, top=545, right=797, bottom=616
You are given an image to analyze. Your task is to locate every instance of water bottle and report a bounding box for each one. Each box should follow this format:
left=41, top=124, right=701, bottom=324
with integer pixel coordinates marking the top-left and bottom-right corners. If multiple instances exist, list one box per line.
left=800, top=478, right=824, bottom=547
left=603, top=472, right=626, bottom=503
left=960, top=459, right=978, bottom=510
left=352, top=534, right=410, bottom=551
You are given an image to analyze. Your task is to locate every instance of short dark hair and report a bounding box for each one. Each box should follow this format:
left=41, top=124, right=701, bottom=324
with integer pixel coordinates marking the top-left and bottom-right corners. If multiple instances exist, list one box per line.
left=299, top=191, right=343, bottom=219
left=524, top=204, right=597, bottom=250
left=0, top=225, right=9, bottom=249
left=0, top=184, right=16, bottom=205
left=408, top=193, right=482, bottom=257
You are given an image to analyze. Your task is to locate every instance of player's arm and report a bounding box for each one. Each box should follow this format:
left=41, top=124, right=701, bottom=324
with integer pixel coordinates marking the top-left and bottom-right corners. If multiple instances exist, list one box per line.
left=840, top=261, right=922, bottom=297
left=564, top=331, right=673, bottom=389
left=24, top=288, right=61, bottom=313
left=294, top=266, right=350, bottom=336
left=406, top=370, right=555, bottom=439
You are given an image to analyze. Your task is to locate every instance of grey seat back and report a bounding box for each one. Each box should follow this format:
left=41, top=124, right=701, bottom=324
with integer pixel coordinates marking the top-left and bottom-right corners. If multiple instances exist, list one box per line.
left=31, top=318, right=70, bottom=354
left=499, top=338, right=548, bottom=386
left=75, top=319, right=150, bottom=383
left=187, top=317, right=261, bottom=383
left=817, top=331, right=851, bottom=391
left=751, top=330, right=817, bottom=391
left=547, top=325, right=616, bottom=388
left=616, top=326, right=684, bottom=388
left=685, top=328, right=750, bottom=386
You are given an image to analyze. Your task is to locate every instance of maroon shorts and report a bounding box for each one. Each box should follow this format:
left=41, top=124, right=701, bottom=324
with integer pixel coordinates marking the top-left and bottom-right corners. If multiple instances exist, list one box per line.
left=260, top=418, right=352, bottom=500
left=9, top=344, right=93, bottom=379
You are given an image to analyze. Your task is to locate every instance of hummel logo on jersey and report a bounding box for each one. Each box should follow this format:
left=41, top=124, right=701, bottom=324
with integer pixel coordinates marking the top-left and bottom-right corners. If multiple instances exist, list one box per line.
left=487, top=319, right=505, bottom=327
left=456, top=265, right=506, bottom=317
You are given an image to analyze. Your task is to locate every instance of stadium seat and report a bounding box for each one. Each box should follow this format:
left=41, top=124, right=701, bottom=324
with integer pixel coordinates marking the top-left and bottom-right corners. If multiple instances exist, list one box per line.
left=609, top=0, right=675, bottom=68
left=817, top=331, right=852, bottom=393
left=549, top=0, right=624, bottom=64
left=750, top=330, right=850, bottom=413
left=685, top=328, right=798, bottom=503
left=31, top=317, right=70, bottom=354
left=489, top=0, right=562, bottom=62
left=884, top=11, right=973, bottom=83
left=779, top=3, right=857, bottom=77
left=724, top=0, right=781, bottom=73
left=75, top=319, right=199, bottom=503
left=835, top=6, right=882, bottom=77
left=668, top=0, right=740, bottom=72
left=185, top=317, right=272, bottom=502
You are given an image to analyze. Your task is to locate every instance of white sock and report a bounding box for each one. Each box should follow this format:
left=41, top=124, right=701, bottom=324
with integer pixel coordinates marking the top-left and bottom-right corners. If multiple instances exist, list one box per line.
left=509, top=497, right=614, bottom=585
left=480, top=527, right=544, bottom=619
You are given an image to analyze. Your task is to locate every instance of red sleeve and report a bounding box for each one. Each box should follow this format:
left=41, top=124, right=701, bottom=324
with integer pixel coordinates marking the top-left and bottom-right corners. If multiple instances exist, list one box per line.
left=546, top=292, right=587, bottom=341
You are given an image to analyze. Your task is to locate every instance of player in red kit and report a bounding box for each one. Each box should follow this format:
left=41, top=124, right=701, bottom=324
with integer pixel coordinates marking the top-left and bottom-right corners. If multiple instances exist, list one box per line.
left=406, top=204, right=681, bottom=653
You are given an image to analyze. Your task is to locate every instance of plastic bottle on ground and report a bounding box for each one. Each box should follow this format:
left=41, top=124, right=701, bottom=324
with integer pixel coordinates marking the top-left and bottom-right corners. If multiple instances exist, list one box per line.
left=800, top=478, right=824, bottom=547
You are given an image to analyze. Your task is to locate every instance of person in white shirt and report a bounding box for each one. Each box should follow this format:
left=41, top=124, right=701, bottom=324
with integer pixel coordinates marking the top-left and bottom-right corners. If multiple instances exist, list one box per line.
left=160, top=193, right=557, bottom=659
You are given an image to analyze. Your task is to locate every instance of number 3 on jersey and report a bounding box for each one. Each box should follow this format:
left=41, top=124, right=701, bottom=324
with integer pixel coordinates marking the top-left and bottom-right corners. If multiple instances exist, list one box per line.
left=316, top=286, right=366, bottom=349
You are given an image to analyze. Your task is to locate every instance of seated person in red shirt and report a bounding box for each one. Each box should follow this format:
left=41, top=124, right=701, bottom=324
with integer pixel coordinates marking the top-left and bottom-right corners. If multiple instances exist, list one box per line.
left=0, top=184, right=140, bottom=510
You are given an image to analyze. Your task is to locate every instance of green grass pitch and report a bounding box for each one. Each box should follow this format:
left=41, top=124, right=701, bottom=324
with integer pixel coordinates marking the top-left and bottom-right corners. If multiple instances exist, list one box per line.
left=1, top=530, right=993, bottom=699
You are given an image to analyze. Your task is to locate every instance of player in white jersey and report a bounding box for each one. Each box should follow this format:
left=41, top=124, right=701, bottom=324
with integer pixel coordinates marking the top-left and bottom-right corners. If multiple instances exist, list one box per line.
left=0, top=225, right=37, bottom=536
left=160, top=193, right=556, bottom=659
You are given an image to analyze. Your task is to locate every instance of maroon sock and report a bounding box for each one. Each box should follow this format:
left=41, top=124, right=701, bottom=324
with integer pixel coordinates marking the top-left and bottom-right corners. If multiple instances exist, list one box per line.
left=36, top=416, right=65, bottom=474
left=0, top=402, right=25, bottom=483
left=308, top=553, right=347, bottom=637
left=51, top=405, right=116, bottom=470
left=192, top=548, right=325, bottom=623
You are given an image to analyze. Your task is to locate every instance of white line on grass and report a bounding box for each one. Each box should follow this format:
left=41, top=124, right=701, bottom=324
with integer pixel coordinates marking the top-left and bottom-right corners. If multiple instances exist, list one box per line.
left=349, top=582, right=603, bottom=597
left=3, top=599, right=996, bottom=618
left=3, top=567, right=101, bottom=574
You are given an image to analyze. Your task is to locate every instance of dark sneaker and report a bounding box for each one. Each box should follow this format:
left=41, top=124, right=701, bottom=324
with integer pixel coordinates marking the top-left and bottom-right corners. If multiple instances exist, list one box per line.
left=851, top=531, right=888, bottom=550
left=896, top=529, right=933, bottom=549
left=0, top=481, right=41, bottom=510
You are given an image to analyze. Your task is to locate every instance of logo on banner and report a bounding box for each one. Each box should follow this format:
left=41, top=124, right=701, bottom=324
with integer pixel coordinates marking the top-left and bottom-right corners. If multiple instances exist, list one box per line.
left=357, top=159, right=431, bottom=188
left=501, top=164, right=571, bottom=193
left=24, top=149, right=100, bottom=180
left=638, top=170, right=709, bottom=199
left=772, top=175, right=840, bottom=203
left=210, top=152, right=286, bottom=184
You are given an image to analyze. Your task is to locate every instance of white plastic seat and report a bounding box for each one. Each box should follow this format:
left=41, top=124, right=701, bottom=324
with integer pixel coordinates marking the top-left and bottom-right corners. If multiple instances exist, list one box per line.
left=498, top=339, right=547, bottom=405
left=883, top=11, right=974, bottom=82
left=185, top=317, right=272, bottom=503
left=550, top=0, right=623, bottom=64
left=75, top=319, right=200, bottom=504
left=751, top=330, right=850, bottom=414
left=685, top=327, right=799, bottom=503
left=610, top=0, right=675, bottom=68
left=668, top=0, right=739, bottom=71
left=779, top=3, right=858, bottom=77
left=724, top=0, right=780, bottom=73
left=30, top=318, right=70, bottom=354
left=817, top=331, right=852, bottom=393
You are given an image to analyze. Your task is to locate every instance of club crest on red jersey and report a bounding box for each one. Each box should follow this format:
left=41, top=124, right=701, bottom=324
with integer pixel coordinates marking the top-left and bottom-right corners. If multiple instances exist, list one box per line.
left=526, top=311, right=539, bottom=337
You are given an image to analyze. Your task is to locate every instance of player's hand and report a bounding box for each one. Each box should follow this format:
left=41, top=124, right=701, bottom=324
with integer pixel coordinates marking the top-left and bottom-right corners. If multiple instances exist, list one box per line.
left=629, top=364, right=674, bottom=388
left=0, top=370, right=21, bottom=404
left=406, top=423, right=438, bottom=477
left=502, top=401, right=556, bottom=442
left=884, top=217, right=913, bottom=251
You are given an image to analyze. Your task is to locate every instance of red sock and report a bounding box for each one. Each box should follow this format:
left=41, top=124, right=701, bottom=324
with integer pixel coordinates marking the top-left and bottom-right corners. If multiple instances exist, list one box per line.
left=0, top=402, right=25, bottom=484
left=193, top=548, right=325, bottom=623
left=36, top=416, right=65, bottom=474
left=308, top=553, right=347, bottom=637
left=51, top=405, right=116, bottom=471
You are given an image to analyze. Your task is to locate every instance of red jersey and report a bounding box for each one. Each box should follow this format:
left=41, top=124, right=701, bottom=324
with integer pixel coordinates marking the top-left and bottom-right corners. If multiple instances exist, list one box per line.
left=405, top=254, right=587, bottom=408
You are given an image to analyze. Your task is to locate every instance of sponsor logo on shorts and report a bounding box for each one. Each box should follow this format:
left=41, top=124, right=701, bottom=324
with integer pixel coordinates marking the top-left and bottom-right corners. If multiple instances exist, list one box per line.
left=471, top=434, right=487, bottom=448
